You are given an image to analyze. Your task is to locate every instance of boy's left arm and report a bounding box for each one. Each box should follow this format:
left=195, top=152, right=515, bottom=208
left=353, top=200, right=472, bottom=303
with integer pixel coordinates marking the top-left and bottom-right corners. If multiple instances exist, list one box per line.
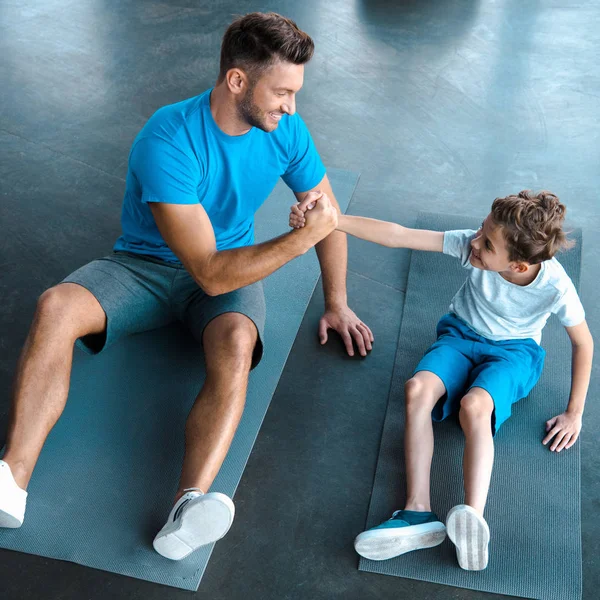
left=543, top=320, right=594, bottom=452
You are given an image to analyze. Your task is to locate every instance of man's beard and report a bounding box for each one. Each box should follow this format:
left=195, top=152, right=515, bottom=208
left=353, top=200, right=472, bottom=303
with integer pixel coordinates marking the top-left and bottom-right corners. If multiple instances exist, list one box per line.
left=238, top=86, right=271, bottom=133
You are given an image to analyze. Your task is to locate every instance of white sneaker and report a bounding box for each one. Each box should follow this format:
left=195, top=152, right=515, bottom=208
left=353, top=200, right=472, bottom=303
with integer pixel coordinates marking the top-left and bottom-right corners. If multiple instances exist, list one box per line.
left=446, top=504, right=490, bottom=570
left=0, top=460, right=28, bottom=528
left=153, top=488, right=235, bottom=560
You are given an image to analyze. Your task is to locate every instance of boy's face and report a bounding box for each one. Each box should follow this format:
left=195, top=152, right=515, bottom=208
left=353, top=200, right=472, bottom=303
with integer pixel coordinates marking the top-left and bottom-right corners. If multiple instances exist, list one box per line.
left=469, top=214, right=528, bottom=274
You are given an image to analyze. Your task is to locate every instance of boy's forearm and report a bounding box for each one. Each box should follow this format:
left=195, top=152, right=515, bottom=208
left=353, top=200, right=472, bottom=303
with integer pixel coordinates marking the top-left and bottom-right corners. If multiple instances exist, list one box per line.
left=336, top=214, right=406, bottom=247
left=336, top=215, right=445, bottom=252
left=566, top=340, right=594, bottom=414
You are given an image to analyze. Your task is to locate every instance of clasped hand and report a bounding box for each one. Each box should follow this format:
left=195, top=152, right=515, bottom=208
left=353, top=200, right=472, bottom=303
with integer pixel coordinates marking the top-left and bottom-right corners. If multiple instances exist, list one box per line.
left=290, top=190, right=338, bottom=242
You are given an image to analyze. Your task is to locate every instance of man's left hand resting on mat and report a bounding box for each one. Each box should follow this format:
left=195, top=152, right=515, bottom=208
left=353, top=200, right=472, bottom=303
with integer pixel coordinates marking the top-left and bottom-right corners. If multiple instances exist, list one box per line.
left=0, top=12, right=373, bottom=561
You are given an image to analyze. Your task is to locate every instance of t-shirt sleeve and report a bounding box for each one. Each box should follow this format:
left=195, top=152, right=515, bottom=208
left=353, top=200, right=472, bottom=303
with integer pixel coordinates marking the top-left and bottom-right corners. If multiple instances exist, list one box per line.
left=443, top=229, right=477, bottom=268
left=129, top=135, right=201, bottom=205
left=553, top=279, right=586, bottom=327
left=281, top=113, right=326, bottom=193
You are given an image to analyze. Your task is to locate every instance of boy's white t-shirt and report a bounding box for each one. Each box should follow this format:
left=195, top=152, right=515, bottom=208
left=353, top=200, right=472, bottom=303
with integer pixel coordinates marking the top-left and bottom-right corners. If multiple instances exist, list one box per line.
left=443, top=229, right=585, bottom=344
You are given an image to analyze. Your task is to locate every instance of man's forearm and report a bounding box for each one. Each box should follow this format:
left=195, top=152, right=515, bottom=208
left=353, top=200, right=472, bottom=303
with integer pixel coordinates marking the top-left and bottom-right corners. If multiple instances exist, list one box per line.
left=193, top=229, right=309, bottom=296
left=316, top=228, right=348, bottom=310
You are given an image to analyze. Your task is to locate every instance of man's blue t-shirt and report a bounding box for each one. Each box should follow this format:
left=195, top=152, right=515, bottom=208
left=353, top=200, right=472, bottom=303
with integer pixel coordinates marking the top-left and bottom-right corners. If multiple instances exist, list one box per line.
left=114, top=89, right=326, bottom=262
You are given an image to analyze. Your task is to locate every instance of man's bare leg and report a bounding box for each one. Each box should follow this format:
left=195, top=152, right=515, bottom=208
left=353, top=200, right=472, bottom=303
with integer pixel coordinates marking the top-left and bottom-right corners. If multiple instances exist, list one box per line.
left=175, top=312, right=257, bottom=500
left=403, top=371, right=446, bottom=512
left=152, top=312, right=257, bottom=559
left=3, top=283, right=106, bottom=489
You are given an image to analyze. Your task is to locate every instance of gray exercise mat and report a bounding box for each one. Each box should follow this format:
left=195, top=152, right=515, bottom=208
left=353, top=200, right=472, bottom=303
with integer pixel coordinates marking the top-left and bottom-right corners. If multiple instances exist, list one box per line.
left=0, top=168, right=358, bottom=591
left=359, top=212, right=582, bottom=600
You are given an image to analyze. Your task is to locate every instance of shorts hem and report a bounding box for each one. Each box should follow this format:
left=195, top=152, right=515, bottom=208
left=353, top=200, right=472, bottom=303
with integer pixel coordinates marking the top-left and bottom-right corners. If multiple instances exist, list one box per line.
left=58, top=281, right=109, bottom=355
left=194, top=310, right=265, bottom=371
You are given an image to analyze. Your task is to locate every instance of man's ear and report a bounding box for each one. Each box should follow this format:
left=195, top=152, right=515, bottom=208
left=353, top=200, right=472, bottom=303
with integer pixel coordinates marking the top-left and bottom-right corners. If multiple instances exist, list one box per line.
left=225, top=68, right=250, bottom=95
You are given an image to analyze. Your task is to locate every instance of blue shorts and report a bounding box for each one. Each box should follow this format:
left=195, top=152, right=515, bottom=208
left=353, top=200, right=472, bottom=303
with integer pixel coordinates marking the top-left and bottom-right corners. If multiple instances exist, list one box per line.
left=414, top=313, right=545, bottom=435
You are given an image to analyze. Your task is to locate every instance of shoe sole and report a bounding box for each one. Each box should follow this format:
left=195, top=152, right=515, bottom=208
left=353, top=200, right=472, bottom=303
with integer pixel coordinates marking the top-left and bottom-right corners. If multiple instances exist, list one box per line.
left=0, top=461, right=26, bottom=528
left=153, top=493, right=235, bottom=560
left=354, top=521, right=446, bottom=560
left=0, top=508, right=22, bottom=528
left=446, top=505, right=490, bottom=570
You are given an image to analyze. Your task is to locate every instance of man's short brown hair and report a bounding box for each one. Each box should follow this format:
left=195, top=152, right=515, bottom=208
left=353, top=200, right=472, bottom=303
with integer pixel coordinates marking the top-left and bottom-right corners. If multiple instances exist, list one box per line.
left=218, top=12, right=314, bottom=83
left=491, top=190, right=573, bottom=264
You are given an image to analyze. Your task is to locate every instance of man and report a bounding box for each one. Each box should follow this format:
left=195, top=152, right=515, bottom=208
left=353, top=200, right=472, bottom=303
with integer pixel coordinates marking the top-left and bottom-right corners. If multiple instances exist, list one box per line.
left=0, top=12, right=373, bottom=560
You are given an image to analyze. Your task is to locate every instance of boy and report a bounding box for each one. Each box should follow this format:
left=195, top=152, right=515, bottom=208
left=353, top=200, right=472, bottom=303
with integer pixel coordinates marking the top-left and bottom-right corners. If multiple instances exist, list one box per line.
left=289, top=190, right=593, bottom=570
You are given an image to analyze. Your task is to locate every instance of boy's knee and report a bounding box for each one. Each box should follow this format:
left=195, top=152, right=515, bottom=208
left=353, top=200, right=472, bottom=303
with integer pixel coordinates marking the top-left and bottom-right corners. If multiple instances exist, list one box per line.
left=404, top=376, right=437, bottom=412
left=459, top=391, right=494, bottom=423
left=404, top=377, right=427, bottom=405
left=404, top=377, right=422, bottom=398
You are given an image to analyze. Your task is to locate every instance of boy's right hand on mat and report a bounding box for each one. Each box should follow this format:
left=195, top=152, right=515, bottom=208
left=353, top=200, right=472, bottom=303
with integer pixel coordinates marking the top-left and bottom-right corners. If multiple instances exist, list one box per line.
left=542, top=411, right=582, bottom=452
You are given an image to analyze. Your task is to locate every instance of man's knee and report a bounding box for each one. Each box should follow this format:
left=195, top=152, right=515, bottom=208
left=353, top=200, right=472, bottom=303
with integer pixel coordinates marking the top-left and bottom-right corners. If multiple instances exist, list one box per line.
left=459, top=390, right=494, bottom=425
left=36, top=286, right=69, bottom=319
left=204, top=313, right=257, bottom=372
left=35, top=284, right=105, bottom=340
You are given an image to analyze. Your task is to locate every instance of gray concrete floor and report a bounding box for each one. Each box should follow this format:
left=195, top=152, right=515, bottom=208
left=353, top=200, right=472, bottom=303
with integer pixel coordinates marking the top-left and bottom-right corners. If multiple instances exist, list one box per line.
left=1, top=1, right=599, bottom=598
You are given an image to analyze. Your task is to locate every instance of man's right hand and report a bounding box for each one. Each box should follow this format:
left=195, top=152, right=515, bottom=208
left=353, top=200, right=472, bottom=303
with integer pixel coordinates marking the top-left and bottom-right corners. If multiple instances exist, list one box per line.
left=291, top=190, right=338, bottom=246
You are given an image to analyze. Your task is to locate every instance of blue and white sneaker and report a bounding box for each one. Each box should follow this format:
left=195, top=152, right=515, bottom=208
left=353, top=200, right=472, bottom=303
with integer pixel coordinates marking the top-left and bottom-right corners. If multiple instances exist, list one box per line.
left=446, top=504, right=490, bottom=570
left=354, top=509, right=446, bottom=560
left=153, top=488, right=235, bottom=560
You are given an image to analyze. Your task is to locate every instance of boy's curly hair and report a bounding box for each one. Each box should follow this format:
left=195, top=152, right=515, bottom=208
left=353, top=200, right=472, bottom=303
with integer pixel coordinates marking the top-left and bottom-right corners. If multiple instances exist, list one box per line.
left=491, top=190, right=573, bottom=264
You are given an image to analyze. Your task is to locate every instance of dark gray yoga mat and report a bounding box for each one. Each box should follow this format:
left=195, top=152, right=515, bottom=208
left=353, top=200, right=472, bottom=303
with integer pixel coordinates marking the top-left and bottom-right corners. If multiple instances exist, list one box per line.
left=0, top=168, right=358, bottom=591
left=359, top=212, right=582, bottom=600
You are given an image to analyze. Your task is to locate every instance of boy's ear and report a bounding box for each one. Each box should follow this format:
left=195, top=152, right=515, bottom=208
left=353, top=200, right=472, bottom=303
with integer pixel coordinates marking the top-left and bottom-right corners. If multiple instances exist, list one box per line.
left=511, top=261, right=529, bottom=273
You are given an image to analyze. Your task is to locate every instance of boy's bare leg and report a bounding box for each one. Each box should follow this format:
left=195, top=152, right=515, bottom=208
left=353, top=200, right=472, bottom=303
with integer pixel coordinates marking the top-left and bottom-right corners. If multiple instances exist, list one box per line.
left=3, top=284, right=107, bottom=489
left=403, top=371, right=447, bottom=512
left=458, top=387, right=495, bottom=515
left=354, top=371, right=448, bottom=560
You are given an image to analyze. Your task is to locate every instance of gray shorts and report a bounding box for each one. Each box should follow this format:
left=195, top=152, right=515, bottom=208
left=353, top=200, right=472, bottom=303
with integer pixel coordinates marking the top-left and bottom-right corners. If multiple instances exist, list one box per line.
left=61, top=251, right=266, bottom=368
